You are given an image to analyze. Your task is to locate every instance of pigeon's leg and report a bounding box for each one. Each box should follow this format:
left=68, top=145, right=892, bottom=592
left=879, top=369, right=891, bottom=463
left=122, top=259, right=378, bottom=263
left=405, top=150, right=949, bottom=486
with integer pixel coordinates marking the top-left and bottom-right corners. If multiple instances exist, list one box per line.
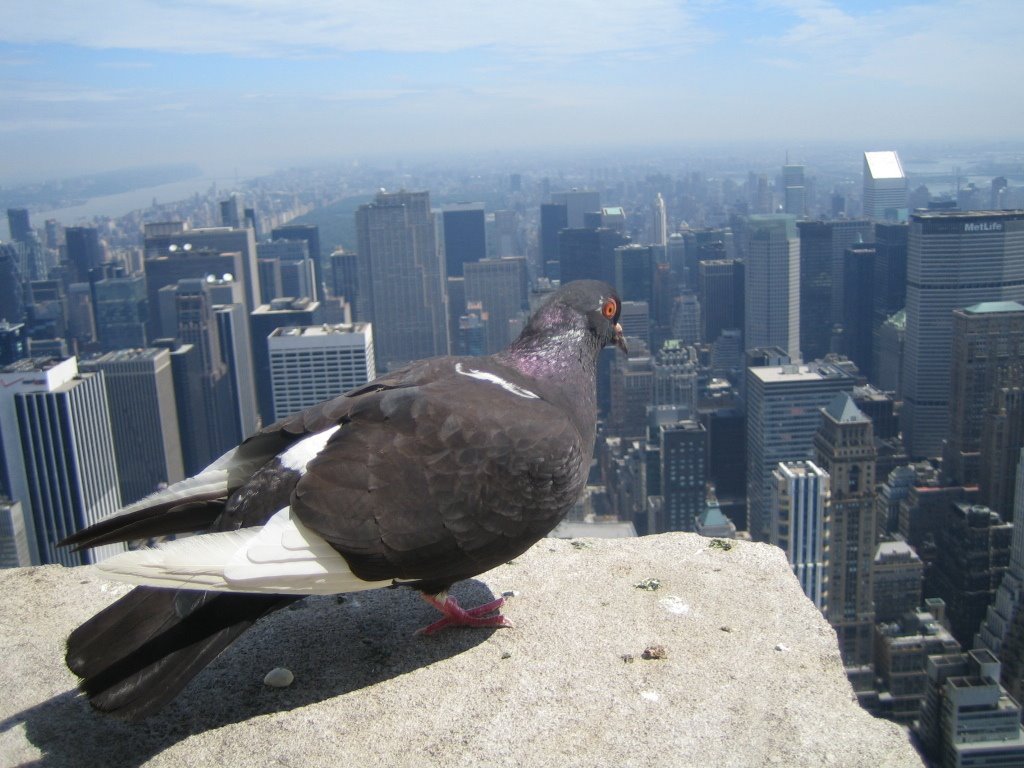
left=416, top=591, right=513, bottom=635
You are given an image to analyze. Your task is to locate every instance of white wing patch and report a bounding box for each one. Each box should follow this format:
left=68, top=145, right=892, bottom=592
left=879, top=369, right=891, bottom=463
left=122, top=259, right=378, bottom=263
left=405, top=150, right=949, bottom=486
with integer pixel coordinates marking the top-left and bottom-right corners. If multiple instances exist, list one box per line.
left=95, top=507, right=391, bottom=595
left=455, top=362, right=539, bottom=399
left=279, top=425, right=341, bottom=473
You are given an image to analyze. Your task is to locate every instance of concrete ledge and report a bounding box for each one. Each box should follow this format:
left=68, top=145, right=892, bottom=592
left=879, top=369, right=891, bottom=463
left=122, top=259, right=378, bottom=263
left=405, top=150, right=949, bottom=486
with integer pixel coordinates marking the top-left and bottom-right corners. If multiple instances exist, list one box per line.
left=0, top=534, right=923, bottom=767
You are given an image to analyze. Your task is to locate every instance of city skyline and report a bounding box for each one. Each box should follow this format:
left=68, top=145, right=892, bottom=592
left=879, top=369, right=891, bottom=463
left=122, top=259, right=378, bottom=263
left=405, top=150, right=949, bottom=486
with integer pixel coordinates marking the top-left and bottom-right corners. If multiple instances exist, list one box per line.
left=2, top=0, right=1022, bottom=182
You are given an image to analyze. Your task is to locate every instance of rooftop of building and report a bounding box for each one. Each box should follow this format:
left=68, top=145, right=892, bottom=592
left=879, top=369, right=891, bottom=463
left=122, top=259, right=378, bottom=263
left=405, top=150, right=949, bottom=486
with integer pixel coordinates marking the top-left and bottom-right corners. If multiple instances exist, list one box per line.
left=875, top=539, right=921, bottom=562
left=864, top=151, right=905, bottom=180
left=254, top=297, right=318, bottom=313
left=0, top=534, right=922, bottom=767
left=911, top=209, right=1024, bottom=220
left=81, top=348, right=166, bottom=364
left=748, top=362, right=852, bottom=385
left=960, top=300, right=1024, bottom=315
left=270, top=323, right=370, bottom=339
left=0, top=356, right=61, bottom=374
left=823, top=392, right=868, bottom=424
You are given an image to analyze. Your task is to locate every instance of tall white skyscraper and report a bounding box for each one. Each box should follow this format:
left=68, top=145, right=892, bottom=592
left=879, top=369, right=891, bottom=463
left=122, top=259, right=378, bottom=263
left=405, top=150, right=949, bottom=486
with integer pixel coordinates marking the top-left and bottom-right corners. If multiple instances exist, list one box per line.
left=743, top=214, right=800, bottom=360
left=652, top=193, right=668, bottom=246
left=771, top=461, right=829, bottom=610
left=901, top=210, right=1024, bottom=458
left=863, top=151, right=907, bottom=222
left=268, top=323, right=375, bottom=420
left=0, top=357, right=123, bottom=565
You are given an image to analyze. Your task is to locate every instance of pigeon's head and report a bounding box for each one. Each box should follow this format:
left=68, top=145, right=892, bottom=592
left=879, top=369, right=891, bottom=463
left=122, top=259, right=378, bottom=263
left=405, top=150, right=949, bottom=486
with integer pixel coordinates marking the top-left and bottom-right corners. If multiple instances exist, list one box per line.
left=542, top=280, right=628, bottom=354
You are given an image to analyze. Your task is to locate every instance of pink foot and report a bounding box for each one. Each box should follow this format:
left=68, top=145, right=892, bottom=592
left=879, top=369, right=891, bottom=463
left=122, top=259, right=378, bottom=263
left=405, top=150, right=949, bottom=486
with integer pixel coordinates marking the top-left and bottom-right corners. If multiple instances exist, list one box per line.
left=416, top=593, right=514, bottom=635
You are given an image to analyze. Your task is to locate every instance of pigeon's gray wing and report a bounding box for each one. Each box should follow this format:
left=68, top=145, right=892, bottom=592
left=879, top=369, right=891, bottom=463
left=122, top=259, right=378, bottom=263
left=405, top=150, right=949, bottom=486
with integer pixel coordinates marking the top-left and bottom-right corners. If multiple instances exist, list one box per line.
left=292, top=370, right=588, bottom=592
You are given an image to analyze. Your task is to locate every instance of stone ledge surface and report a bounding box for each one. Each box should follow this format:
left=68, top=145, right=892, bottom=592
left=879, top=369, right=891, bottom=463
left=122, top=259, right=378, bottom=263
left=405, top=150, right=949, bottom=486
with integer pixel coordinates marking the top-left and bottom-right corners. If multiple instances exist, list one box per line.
left=0, top=534, right=924, bottom=767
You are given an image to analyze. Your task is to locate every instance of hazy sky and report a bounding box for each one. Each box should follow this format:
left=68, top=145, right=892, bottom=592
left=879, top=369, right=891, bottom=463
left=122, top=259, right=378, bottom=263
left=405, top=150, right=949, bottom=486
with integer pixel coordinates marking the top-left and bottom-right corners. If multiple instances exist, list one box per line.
left=1, top=0, right=1022, bottom=183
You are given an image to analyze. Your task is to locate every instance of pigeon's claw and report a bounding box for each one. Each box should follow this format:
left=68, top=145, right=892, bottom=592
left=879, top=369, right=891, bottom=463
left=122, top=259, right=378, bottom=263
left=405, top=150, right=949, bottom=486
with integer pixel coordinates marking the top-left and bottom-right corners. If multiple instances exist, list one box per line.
left=416, top=593, right=513, bottom=635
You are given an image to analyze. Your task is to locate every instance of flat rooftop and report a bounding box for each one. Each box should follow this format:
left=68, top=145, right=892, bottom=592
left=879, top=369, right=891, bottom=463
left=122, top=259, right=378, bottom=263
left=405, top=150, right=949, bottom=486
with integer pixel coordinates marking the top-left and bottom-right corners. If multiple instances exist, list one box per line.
left=270, top=323, right=370, bottom=338
left=865, top=151, right=905, bottom=180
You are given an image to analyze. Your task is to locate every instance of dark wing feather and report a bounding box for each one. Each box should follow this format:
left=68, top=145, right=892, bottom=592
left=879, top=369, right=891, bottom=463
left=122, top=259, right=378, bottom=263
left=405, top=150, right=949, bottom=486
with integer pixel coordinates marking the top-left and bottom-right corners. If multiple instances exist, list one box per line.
left=60, top=360, right=441, bottom=549
left=292, top=363, right=588, bottom=593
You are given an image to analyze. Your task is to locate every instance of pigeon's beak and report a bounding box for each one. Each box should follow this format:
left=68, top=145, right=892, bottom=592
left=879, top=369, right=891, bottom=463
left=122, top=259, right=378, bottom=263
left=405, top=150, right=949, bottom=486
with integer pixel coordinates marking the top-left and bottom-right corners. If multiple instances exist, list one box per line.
left=613, top=323, right=628, bottom=354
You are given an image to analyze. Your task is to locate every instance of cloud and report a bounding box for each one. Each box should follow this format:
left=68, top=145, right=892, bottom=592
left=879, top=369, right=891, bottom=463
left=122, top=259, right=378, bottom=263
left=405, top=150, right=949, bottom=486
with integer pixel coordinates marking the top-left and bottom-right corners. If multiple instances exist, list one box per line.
left=0, top=0, right=710, bottom=59
left=757, top=0, right=1024, bottom=86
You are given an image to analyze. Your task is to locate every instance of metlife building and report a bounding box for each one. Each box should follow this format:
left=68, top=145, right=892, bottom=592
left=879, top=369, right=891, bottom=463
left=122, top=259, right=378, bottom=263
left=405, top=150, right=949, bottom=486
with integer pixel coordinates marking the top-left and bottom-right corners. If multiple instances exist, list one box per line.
left=901, top=210, right=1024, bottom=458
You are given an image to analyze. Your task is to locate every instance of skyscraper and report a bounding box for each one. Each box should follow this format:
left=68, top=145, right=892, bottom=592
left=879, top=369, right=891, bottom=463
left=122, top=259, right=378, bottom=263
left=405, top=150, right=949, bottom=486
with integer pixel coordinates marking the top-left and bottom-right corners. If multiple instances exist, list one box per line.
left=268, top=323, right=375, bottom=420
left=842, top=243, right=877, bottom=376
left=144, top=225, right=261, bottom=318
left=743, top=215, right=800, bottom=360
left=144, top=247, right=243, bottom=340
left=170, top=279, right=241, bottom=460
left=771, top=461, right=829, bottom=610
left=863, top=151, right=907, bottom=222
left=944, top=302, right=1024, bottom=488
left=558, top=227, right=629, bottom=287
left=79, top=348, right=184, bottom=505
left=614, top=244, right=655, bottom=305
left=901, top=210, right=1024, bottom=458
left=0, top=243, right=24, bottom=324
left=797, top=219, right=874, bottom=361
left=440, top=203, right=486, bottom=278
left=658, top=419, right=707, bottom=533
left=0, top=357, right=122, bottom=565
left=871, top=222, right=908, bottom=386
left=64, top=226, right=104, bottom=283
left=271, top=224, right=323, bottom=294
left=746, top=362, right=855, bottom=542
left=551, top=190, right=600, bottom=229
left=150, top=339, right=207, bottom=477
left=652, top=193, right=668, bottom=247
left=354, top=190, right=448, bottom=372
left=915, top=649, right=1024, bottom=766
left=698, top=259, right=743, bottom=346
left=782, top=163, right=806, bottom=217
left=214, top=299, right=260, bottom=440
left=92, top=271, right=148, bottom=351
left=6, top=208, right=32, bottom=244
left=814, top=392, right=877, bottom=686
left=539, top=203, right=568, bottom=279
left=928, top=503, right=1012, bottom=648
left=463, top=256, right=528, bottom=354
left=250, top=297, right=320, bottom=424
left=0, top=497, right=31, bottom=568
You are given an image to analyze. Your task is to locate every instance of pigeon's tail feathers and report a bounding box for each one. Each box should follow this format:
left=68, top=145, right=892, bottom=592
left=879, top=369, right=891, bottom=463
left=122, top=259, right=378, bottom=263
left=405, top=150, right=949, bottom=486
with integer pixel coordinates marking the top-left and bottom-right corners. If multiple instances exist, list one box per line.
left=60, top=467, right=232, bottom=550
left=96, top=507, right=393, bottom=595
left=66, top=586, right=297, bottom=720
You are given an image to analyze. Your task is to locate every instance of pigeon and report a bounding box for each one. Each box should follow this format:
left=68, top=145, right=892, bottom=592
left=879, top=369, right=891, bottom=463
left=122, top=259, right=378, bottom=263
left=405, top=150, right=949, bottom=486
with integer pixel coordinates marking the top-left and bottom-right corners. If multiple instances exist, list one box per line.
left=61, top=279, right=626, bottom=720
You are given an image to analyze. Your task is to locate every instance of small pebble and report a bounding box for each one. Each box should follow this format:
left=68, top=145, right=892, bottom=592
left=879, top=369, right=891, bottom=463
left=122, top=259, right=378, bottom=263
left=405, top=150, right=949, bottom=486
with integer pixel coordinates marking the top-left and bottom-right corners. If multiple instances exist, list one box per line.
left=775, top=643, right=790, bottom=652
left=502, top=590, right=520, bottom=598
left=570, top=540, right=590, bottom=549
left=634, top=577, right=661, bottom=591
left=500, top=651, right=512, bottom=660
left=622, top=653, right=636, bottom=663
left=720, top=625, right=732, bottom=633
left=642, top=645, right=668, bottom=660
left=263, top=667, right=294, bottom=688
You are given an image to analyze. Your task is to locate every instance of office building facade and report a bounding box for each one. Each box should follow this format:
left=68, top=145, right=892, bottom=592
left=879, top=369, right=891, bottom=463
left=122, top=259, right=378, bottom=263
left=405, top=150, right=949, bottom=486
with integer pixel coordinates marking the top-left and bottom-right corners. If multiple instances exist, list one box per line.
left=355, top=190, right=448, bottom=372
left=0, top=357, right=122, bottom=566
left=268, top=323, right=375, bottom=420
left=746, top=362, right=855, bottom=542
left=901, top=210, right=1024, bottom=458
left=743, top=215, right=800, bottom=360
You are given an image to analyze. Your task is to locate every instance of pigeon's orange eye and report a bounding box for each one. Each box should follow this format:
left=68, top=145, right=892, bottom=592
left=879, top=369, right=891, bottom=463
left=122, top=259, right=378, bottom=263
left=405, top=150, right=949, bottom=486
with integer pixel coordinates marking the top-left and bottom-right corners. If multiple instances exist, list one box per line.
left=602, top=299, right=618, bottom=319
